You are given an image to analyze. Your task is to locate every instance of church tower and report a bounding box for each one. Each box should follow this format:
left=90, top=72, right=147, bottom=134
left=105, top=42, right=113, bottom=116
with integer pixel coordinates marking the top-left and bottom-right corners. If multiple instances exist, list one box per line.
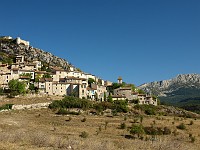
left=117, top=76, right=122, bottom=84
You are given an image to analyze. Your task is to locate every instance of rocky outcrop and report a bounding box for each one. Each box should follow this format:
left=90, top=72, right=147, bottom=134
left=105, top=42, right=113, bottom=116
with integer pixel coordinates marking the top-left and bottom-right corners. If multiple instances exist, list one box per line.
left=0, top=38, right=75, bottom=70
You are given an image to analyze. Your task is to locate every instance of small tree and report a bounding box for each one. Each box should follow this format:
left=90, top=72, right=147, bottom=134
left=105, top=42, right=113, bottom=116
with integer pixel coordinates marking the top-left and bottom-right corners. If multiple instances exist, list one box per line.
left=88, top=78, right=95, bottom=85
left=107, top=93, right=113, bottom=103
left=177, top=123, right=186, bottom=130
left=29, top=83, right=35, bottom=91
left=104, top=92, right=107, bottom=101
left=130, top=124, right=145, bottom=138
left=43, top=73, right=52, bottom=78
left=8, top=79, right=27, bottom=96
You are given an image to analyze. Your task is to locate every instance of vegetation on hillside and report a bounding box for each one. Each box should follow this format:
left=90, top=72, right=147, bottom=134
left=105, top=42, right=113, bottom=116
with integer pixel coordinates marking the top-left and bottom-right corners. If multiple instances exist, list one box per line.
left=49, top=96, right=129, bottom=115
left=8, top=79, right=27, bottom=97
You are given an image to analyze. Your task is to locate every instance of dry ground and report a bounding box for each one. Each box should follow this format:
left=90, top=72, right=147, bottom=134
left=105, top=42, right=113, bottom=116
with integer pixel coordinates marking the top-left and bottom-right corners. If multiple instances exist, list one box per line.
left=0, top=95, right=63, bottom=106
left=0, top=97, right=200, bottom=150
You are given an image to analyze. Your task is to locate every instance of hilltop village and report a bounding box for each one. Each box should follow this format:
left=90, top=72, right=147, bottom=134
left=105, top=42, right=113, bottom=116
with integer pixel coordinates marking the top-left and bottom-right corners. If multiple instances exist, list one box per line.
left=0, top=36, right=157, bottom=105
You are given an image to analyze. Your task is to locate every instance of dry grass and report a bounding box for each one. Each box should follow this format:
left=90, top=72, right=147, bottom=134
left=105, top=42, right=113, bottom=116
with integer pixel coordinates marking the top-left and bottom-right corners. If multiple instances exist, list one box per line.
left=0, top=95, right=63, bottom=105
left=0, top=97, right=199, bottom=149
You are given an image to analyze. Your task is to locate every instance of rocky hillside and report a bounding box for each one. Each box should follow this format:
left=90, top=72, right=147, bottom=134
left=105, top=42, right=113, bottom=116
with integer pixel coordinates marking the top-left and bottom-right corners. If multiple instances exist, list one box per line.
left=139, top=74, right=200, bottom=97
left=138, top=74, right=200, bottom=112
left=0, top=37, right=75, bottom=70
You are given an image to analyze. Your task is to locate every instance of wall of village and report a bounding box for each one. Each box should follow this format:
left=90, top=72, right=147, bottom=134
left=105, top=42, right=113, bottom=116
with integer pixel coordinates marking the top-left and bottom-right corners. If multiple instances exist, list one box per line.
left=16, top=37, right=30, bottom=47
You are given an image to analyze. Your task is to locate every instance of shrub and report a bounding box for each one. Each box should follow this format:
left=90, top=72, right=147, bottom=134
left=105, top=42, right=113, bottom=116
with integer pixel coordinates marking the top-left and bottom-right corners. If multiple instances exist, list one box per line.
left=140, top=116, right=144, bottom=123
left=189, top=120, right=194, bottom=125
left=81, top=117, right=87, bottom=122
left=112, top=100, right=128, bottom=113
left=93, top=101, right=112, bottom=112
left=144, top=127, right=162, bottom=135
left=49, top=96, right=92, bottom=110
left=80, top=131, right=89, bottom=138
left=163, top=127, right=171, bottom=135
left=190, top=136, right=195, bottom=143
left=176, top=123, right=186, bottom=130
left=120, top=122, right=126, bottom=129
left=130, top=124, right=145, bottom=138
left=134, top=104, right=157, bottom=115
left=124, top=115, right=127, bottom=121
left=0, top=104, right=13, bottom=111
left=144, top=126, right=171, bottom=135
left=105, top=121, right=109, bottom=130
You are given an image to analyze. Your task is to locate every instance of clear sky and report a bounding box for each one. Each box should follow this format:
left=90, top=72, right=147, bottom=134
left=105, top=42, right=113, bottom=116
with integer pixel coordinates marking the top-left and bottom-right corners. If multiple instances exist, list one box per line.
left=0, top=0, right=199, bottom=85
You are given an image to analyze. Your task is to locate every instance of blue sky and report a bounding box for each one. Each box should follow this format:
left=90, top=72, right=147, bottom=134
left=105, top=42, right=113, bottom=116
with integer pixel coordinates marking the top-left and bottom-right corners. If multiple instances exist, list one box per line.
left=0, top=0, right=200, bottom=85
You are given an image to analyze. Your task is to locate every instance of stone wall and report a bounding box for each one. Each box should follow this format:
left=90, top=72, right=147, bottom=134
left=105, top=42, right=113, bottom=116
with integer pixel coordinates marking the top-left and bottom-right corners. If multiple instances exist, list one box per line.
left=12, top=102, right=51, bottom=110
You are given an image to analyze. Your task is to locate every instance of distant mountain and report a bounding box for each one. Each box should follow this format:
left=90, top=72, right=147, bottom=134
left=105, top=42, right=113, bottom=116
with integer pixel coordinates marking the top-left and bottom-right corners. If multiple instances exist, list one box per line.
left=138, top=74, right=200, bottom=113
left=0, top=36, right=75, bottom=70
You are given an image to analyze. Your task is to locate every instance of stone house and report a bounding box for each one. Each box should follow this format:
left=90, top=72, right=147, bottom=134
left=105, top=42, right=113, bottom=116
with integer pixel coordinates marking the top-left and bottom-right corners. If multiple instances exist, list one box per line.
left=113, top=87, right=157, bottom=106
left=114, top=86, right=134, bottom=100
left=112, top=95, right=126, bottom=101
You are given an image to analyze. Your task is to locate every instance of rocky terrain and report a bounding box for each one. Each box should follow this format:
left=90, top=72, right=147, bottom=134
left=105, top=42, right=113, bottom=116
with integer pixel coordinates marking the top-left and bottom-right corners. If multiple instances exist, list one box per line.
left=0, top=37, right=75, bottom=70
left=138, top=74, right=200, bottom=111
left=139, top=74, right=200, bottom=97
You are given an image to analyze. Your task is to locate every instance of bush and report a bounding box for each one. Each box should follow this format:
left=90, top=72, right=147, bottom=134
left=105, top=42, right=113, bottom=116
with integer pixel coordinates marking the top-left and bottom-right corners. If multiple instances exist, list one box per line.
left=144, top=126, right=171, bottom=135
left=112, top=100, right=128, bottom=113
left=49, top=96, right=92, bottom=110
left=81, top=117, right=87, bottom=122
left=93, top=101, right=112, bottom=112
left=0, top=88, right=4, bottom=95
left=120, top=122, right=126, bottom=129
left=176, top=123, right=186, bottom=130
left=163, top=127, right=171, bottom=135
left=130, top=124, right=145, bottom=137
left=79, top=131, right=89, bottom=138
left=190, top=136, right=195, bottom=143
left=0, top=104, right=13, bottom=111
left=189, top=120, right=194, bottom=125
left=134, top=104, right=157, bottom=115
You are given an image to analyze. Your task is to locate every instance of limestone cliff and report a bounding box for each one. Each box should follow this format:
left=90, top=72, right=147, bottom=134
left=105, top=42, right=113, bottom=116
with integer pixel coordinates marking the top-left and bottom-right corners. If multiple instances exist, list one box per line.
left=139, top=74, right=200, bottom=96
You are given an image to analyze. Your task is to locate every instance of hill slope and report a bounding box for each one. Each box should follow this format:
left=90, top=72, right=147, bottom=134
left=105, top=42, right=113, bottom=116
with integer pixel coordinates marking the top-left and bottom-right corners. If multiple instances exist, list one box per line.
left=0, top=37, right=75, bottom=70
left=138, top=74, right=200, bottom=112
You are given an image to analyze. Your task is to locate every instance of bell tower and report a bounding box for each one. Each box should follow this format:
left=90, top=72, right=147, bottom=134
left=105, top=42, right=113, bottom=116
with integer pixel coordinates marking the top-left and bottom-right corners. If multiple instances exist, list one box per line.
left=117, top=76, right=122, bottom=84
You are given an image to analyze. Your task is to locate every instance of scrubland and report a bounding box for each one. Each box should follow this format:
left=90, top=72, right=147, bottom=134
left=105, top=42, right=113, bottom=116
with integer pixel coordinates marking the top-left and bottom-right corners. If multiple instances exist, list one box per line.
left=0, top=96, right=200, bottom=150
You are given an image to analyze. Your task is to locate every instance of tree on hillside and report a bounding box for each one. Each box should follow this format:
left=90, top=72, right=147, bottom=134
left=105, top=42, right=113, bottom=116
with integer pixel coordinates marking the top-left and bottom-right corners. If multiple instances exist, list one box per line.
left=43, top=73, right=52, bottom=78
left=88, top=78, right=95, bottom=85
left=107, top=93, right=113, bottom=103
left=138, top=89, right=145, bottom=94
left=8, top=79, right=27, bottom=96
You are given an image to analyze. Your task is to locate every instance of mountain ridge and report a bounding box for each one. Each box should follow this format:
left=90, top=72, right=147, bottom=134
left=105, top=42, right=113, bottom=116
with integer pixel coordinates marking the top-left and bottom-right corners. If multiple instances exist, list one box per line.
left=139, top=73, right=200, bottom=97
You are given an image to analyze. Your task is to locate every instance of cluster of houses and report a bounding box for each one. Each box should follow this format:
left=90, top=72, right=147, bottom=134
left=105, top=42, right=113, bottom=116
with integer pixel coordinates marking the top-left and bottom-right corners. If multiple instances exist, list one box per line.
left=0, top=54, right=157, bottom=106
